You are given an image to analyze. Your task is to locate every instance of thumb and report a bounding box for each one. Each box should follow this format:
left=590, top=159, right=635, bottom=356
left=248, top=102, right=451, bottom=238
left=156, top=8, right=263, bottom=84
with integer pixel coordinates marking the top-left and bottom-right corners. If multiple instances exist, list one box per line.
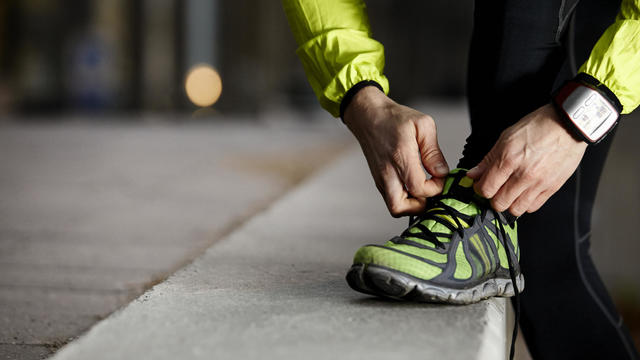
left=416, top=116, right=449, bottom=177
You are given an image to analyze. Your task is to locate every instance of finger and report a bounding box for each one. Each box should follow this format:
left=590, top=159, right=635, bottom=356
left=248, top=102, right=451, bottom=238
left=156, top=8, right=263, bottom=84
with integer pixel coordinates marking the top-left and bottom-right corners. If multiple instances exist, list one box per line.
left=490, top=171, right=533, bottom=213
left=508, top=187, right=541, bottom=217
left=393, top=146, right=441, bottom=198
left=379, top=165, right=426, bottom=217
left=415, top=116, right=449, bottom=177
left=472, top=147, right=514, bottom=199
left=527, top=189, right=555, bottom=213
left=425, top=176, right=446, bottom=196
left=466, top=161, right=485, bottom=179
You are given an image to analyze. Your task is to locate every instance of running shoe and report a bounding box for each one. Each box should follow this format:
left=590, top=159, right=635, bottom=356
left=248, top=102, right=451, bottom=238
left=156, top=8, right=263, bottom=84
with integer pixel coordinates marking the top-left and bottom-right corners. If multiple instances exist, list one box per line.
left=346, top=168, right=524, bottom=304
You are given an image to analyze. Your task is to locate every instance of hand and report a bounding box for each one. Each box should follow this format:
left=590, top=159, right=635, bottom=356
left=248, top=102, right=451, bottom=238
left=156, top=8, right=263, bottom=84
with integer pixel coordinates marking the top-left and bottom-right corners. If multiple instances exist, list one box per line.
left=467, top=104, right=588, bottom=216
left=343, top=86, right=449, bottom=217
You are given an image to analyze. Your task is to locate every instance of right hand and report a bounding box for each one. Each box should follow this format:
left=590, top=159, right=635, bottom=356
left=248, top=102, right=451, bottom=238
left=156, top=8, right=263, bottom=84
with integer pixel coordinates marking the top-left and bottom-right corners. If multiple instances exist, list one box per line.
left=343, top=86, right=449, bottom=217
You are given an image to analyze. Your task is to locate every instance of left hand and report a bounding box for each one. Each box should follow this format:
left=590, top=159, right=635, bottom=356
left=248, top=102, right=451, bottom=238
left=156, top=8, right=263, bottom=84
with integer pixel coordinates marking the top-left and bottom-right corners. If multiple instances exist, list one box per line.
left=466, top=104, right=588, bottom=216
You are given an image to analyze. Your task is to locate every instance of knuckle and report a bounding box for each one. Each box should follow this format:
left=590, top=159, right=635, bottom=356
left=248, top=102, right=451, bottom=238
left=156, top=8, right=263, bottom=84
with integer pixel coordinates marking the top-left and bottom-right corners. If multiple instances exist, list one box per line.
left=491, top=197, right=509, bottom=212
left=424, top=182, right=442, bottom=197
left=483, top=150, right=497, bottom=164
left=500, top=127, right=514, bottom=139
left=397, top=121, right=416, bottom=136
left=480, top=153, right=493, bottom=166
left=528, top=199, right=545, bottom=213
left=509, top=203, right=526, bottom=217
left=482, top=189, right=495, bottom=199
left=540, top=191, right=554, bottom=204
left=528, top=192, right=549, bottom=213
left=526, top=204, right=541, bottom=213
left=389, top=208, right=404, bottom=218
left=519, top=169, right=536, bottom=182
left=481, top=178, right=500, bottom=196
left=502, top=129, right=520, bottom=146
left=391, top=148, right=406, bottom=167
left=419, top=114, right=435, bottom=124
left=475, top=183, right=492, bottom=199
left=405, top=183, right=423, bottom=197
left=500, top=155, right=515, bottom=171
left=421, top=147, right=442, bottom=162
left=387, top=201, right=404, bottom=218
left=550, top=183, right=563, bottom=194
left=504, top=133, right=518, bottom=146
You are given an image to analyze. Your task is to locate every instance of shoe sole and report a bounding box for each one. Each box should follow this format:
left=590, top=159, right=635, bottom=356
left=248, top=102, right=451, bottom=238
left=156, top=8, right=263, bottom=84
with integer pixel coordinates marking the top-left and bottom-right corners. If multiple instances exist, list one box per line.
left=346, top=263, right=525, bottom=305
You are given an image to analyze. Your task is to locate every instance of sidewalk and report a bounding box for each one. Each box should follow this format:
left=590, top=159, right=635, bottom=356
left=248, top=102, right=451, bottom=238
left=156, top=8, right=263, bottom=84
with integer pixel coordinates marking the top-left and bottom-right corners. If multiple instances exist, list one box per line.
left=0, top=119, right=351, bottom=359
left=50, top=146, right=510, bottom=360
left=4, top=103, right=638, bottom=359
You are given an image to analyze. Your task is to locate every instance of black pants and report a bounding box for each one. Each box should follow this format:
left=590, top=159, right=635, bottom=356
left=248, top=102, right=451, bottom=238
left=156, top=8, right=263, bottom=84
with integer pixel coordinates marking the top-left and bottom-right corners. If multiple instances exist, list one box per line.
left=459, top=0, right=640, bottom=358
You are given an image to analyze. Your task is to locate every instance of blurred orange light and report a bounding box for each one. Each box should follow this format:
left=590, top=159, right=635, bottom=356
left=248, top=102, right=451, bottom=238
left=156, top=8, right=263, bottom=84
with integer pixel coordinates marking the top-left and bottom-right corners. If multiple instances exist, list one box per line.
left=184, top=64, right=222, bottom=107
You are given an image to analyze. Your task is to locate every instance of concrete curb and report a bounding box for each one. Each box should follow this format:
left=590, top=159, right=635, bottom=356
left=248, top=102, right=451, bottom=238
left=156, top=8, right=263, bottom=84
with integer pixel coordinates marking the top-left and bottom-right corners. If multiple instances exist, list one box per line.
left=51, top=148, right=508, bottom=360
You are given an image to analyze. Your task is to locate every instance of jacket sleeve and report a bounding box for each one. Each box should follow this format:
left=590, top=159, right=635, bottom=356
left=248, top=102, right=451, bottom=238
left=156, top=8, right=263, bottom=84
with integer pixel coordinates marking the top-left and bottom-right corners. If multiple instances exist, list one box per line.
left=578, top=0, right=640, bottom=114
left=282, top=0, right=389, bottom=117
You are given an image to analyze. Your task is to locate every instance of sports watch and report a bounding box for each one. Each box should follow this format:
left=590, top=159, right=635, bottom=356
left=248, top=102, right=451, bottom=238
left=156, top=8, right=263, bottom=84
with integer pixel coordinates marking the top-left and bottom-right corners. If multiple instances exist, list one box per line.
left=552, top=74, right=622, bottom=144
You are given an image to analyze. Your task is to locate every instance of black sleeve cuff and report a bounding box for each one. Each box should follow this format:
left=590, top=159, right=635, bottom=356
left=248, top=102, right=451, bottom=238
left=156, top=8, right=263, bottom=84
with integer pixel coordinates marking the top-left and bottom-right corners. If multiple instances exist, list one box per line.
left=574, top=73, right=623, bottom=114
left=339, top=80, right=384, bottom=121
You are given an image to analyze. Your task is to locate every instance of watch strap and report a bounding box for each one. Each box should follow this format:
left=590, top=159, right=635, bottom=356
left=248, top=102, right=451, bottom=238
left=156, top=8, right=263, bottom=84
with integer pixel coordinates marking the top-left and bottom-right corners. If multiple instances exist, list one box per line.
left=573, top=73, right=623, bottom=114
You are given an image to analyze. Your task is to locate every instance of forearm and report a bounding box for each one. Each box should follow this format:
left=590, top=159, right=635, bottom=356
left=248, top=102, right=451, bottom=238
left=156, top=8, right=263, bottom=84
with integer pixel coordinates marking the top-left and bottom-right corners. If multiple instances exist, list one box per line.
left=578, top=0, right=640, bottom=114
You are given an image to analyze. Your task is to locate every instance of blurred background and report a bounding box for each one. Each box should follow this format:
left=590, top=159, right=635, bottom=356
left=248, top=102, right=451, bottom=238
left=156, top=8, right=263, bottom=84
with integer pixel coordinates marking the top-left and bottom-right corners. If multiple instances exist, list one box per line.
left=0, top=0, right=472, bottom=116
left=0, top=1, right=638, bottom=359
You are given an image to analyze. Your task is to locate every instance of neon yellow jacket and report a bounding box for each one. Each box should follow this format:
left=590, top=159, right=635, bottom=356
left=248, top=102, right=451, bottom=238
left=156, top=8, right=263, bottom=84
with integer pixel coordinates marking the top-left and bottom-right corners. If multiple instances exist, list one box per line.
left=283, top=0, right=640, bottom=117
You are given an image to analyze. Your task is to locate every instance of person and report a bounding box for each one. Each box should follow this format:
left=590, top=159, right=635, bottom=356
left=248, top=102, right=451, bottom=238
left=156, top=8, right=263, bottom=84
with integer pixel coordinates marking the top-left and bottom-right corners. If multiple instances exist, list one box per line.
left=282, top=0, right=640, bottom=358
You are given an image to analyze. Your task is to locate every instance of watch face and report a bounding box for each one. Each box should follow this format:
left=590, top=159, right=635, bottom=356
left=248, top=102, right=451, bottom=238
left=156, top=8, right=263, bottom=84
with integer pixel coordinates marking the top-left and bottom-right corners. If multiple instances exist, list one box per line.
left=562, top=85, right=618, bottom=142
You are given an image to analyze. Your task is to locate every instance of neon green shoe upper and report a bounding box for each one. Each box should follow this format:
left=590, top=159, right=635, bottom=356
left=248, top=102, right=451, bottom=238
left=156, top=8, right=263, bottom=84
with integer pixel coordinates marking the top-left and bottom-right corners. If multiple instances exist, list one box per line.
left=352, top=169, right=520, bottom=289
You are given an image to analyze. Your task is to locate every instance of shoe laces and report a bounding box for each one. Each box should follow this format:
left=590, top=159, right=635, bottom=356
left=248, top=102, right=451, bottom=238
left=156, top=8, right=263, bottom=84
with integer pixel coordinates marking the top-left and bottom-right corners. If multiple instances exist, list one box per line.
left=494, top=211, right=520, bottom=360
left=481, top=208, right=520, bottom=360
left=405, top=193, right=520, bottom=360
left=404, top=194, right=472, bottom=249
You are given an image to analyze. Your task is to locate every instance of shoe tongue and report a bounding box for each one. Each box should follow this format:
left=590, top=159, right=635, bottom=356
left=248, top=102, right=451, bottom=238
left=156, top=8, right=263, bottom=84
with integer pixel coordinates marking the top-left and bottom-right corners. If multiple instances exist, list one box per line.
left=405, top=169, right=481, bottom=239
left=441, top=169, right=515, bottom=224
left=432, top=168, right=483, bottom=219
left=441, top=168, right=476, bottom=200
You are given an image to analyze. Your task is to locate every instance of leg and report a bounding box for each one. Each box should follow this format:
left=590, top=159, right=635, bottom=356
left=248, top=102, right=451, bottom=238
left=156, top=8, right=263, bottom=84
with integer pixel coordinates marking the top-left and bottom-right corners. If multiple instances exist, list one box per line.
left=517, top=0, right=639, bottom=358
left=462, top=0, right=639, bottom=358
left=460, top=0, right=566, bottom=170
left=519, top=132, right=639, bottom=359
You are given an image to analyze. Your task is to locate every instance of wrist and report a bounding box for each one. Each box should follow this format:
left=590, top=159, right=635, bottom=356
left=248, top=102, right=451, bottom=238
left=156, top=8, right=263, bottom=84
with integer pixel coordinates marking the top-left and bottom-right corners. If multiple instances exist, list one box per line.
left=539, top=105, right=588, bottom=153
left=340, top=80, right=386, bottom=120
left=548, top=102, right=587, bottom=144
left=342, top=85, right=392, bottom=128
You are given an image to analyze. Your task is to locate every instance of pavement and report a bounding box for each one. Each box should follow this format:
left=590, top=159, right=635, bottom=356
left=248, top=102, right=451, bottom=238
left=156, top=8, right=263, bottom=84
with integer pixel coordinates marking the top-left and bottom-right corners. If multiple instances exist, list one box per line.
left=49, top=142, right=511, bottom=360
left=2, top=103, right=639, bottom=359
left=0, top=117, right=351, bottom=359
